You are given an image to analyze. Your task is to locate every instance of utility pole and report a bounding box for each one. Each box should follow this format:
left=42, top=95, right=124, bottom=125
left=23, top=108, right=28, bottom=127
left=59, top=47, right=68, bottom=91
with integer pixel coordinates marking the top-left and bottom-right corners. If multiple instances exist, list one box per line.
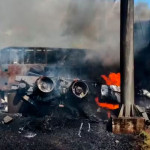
left=120, top=0, right=134, bottom=116
left=111, top=0, right=147, bottom=134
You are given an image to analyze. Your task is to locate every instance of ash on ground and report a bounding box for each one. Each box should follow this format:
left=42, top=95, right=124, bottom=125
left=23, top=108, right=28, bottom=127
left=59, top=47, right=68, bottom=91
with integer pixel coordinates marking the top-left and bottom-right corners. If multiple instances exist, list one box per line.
left=0, top=113, right=138, bottom=150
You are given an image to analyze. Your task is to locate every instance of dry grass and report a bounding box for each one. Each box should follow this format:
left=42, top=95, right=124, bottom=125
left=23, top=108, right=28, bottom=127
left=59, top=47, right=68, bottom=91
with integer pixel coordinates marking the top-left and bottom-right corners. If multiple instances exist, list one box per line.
left=139, top=130, right=150, bottom=150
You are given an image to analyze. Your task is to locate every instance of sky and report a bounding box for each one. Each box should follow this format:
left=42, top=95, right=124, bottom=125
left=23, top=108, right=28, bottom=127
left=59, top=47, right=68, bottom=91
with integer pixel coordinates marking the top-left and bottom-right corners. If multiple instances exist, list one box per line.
left=135, top=0, right=150, bottom=7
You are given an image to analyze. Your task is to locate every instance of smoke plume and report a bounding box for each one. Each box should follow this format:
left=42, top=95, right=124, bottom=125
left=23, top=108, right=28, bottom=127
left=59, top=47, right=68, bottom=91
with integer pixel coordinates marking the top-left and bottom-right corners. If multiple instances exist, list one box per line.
left=0, top=0, right=150, bottom=66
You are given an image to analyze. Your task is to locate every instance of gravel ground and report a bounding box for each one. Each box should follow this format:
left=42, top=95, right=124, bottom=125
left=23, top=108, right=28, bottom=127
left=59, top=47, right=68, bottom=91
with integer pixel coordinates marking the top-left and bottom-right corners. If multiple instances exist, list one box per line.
left=0, top=113, right=139, bottom=150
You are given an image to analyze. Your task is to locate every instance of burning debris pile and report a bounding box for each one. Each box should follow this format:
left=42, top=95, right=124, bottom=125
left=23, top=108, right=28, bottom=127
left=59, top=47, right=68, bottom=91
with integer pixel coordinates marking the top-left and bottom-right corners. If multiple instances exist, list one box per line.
left=0, top=52, right=150, bottom=119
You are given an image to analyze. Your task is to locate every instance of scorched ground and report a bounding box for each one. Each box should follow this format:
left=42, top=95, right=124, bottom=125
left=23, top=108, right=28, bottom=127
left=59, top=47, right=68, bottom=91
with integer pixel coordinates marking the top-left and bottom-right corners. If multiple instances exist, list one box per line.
left=0, top=113, right=138, bottom=150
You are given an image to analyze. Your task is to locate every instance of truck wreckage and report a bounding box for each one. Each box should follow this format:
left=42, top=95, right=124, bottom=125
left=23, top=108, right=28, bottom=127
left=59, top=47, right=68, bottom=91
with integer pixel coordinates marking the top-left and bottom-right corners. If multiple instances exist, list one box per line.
left=18, top=76, right=89, bottom=112
left=0, top=47, right=102, bottom=119
left=1, top=73, right=150, bottom=118
left=0, top=47, right=150, bottom=122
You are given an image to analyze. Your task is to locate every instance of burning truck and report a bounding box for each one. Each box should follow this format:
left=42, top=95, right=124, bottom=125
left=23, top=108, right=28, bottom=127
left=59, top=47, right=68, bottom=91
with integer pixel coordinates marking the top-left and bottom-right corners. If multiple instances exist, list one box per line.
left=0, top=47, right=149, bottom=120
left=0, top=47, right=123, bottom=120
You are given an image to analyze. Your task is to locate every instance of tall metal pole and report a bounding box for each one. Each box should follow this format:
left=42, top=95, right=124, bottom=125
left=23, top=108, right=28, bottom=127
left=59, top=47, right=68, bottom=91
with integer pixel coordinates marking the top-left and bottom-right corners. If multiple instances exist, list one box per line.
left=120, top=0, right=134, bottom=117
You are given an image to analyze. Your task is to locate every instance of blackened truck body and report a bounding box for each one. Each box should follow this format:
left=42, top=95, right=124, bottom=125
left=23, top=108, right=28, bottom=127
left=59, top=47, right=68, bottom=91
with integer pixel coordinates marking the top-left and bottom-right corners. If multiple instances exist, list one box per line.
left=0, top=46, right=150, bottom=117
left=0, top=47, right=104, bottom=117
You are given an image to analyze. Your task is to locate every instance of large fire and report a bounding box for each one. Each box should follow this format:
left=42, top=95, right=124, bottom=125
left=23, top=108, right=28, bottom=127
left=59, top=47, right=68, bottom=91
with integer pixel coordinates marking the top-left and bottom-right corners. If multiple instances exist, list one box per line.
left=95, top=73, right=120, bottom=110
left=101, top=73, right=120, bottom=86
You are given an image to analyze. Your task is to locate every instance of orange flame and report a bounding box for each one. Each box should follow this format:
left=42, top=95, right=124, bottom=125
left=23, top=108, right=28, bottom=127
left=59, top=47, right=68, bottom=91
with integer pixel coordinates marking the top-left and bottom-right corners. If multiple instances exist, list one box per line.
left=95, top=72, right=120, bottom=110
left=95, top=97, right=119, bottom=110
left=101, top=73, right=120, bottom=86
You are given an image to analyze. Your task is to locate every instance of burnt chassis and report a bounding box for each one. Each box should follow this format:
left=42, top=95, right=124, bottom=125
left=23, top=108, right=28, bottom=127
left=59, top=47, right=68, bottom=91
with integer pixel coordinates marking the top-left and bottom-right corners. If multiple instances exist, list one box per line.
left=6, top=74, right=99, bottom=119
